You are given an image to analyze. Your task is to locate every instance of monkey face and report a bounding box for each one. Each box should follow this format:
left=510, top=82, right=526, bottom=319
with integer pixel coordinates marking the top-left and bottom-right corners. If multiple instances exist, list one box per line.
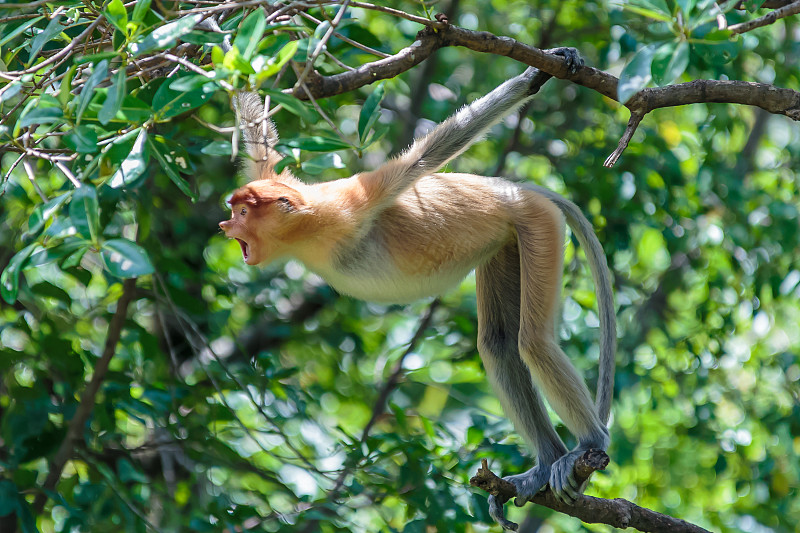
left=219, top=180, right=306, bottom=265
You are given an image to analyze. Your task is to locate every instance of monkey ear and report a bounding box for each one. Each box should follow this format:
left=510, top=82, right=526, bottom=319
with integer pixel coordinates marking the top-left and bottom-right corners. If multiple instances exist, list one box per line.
left=234, top=92, right=284, bottom=180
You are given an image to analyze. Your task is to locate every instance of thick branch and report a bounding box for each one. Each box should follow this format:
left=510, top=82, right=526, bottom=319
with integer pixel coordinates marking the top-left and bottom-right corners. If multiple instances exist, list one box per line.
left=470, top=452, right=711, bottom=533
left=33, top=278, right=138, bottom=513
left=288, top=24, right=800, bottom=123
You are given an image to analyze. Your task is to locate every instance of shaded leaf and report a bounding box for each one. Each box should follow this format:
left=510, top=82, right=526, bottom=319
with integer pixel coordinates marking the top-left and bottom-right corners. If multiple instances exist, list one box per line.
left=29, top=13, right=63, bottom=63
left=617, top=44, right=657, bottom=103
left=98, top=66, right=126, bottom=125
left=652, top=40, right=689, bottom=85
left=358, top=82, right=385, bottom=144
left=69, top=184, right=100, bottom=242
left=77, top=60, right=109, bottom=122
left=1, top=243, right=37, bottom=304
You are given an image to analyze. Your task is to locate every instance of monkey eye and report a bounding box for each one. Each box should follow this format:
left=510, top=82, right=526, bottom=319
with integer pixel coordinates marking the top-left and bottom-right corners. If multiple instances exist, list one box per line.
left=240, top=207, right=247, bottom=216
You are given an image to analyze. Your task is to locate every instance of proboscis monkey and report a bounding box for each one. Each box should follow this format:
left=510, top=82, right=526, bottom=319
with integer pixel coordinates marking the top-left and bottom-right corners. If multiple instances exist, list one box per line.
left=220, top=48, right=615, bottom=530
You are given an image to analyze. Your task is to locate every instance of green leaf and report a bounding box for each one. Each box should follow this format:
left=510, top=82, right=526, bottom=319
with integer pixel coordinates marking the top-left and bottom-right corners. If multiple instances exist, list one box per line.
left=168, top=74, right=214, bottom=92
left=101, top=239, right=154, bottom=278
left=152, top=76, right=213, bottom=119
left=0, top=81, right=23, bottom=103
left=27, top=192, right=71, bottom=237
left=18, top=106, right=63, bottom=128
left=256, top=40, right=299, bottom=82
left=109, top=128, right=149, bottom=188
left=72, top=51, right=120, bottom=65
left=281, top=136, right=352, bottom=152
left=651, top=41, right=689, bottom=86
left=132, top=0, right=152, bottom=22
left=617, top=44, right=657, bottom=104
left=0, top=479, right=18, bottom=516
left=181, top=29, right=227, bottom=45
left=1, top=243, right=37, bottom=304
left=129, top=13, right=202, bottom=56
left=104, top=0, right=129, bottom=34
left=222, top=47, right=255, bottom=74
left=742, top=0, right=766, bottom=11
left=358, top=82, right=385, bottom=144
left=301, top=153, right=345, bottom=175
left=261, top=89, right=315, bottom=124
left=98, top=66, right=126, bottom=125
left=234, top=9, right=267, bottom=60
left=28, top=13, right=63, bottom=63
left=200, top=140, right=232, bottom=156
left=620, top=5, right=673, bottom=23
left=0, top=17, right=44, bottom=49
left=77, top=60, right=109, bottom=122
left=69, top=185, right=100, bottom=242
left=149, top=136, right=196, bottom=201
left=676, top=0, right=696, bottom=15
left=63, top=125, right=99, bottom=153
left=29, top=237, right=91, bottom=267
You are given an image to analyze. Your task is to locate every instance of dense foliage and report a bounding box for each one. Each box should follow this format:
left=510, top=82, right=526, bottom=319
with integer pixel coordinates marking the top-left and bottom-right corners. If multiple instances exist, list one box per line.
left=1, top=1, right=798, bottom=532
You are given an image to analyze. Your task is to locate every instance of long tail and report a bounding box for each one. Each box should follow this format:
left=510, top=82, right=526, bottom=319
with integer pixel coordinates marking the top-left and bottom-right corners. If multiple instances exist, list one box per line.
left=359, top=67, right=553, bottom=208
left=525, top=184, right=616, bottom=425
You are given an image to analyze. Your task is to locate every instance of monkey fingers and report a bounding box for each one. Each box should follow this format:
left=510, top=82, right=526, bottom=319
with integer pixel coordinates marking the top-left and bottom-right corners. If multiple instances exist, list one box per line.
left=549, top=450, right=586, bottom=504
left=545, top=47, right=584, bottom=74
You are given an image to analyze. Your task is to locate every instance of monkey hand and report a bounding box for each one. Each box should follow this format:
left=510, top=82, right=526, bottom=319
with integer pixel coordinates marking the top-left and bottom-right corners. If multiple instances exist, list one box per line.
left=488, top=464, right=550, bottom=531
left=545, top=47, right=584, bottom=74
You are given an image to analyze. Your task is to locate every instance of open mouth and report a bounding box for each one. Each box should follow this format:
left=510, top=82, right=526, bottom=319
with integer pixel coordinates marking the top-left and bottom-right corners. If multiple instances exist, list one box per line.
left=236, top=238, right=250, bottom=261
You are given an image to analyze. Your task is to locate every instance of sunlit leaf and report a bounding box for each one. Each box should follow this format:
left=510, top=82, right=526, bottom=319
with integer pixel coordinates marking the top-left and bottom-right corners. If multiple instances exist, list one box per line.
left=104, top=0, right=129, bottom=34
left=149, top=136, right=197, bottom=201
left=129, top=13, right=202, bottom=56
left=152, top=76, right=214, bottom=119
left=109, top=128, right=149, bottom=188
left=234, top=9, right=266, bottom=60
left=101, top=238, right=154, bottom=278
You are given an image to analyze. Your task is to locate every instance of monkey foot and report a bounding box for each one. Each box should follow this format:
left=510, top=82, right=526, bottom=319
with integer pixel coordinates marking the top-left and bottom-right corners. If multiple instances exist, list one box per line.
left=550, top=450, right=590, bottom=504
left=488, top=465, right=550, bottom=531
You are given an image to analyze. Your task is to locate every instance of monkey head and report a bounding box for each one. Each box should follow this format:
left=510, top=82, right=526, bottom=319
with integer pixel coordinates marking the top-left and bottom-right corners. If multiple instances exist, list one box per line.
left=219, top=180, right=307, bottom=265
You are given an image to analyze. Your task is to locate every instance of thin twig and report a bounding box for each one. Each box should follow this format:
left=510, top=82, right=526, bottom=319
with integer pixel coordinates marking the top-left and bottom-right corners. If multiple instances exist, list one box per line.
left=349, top=1, right=445, bottom=28
left=729, top=0, right=800, bottom=32
left=603, top=111, right=644, bottom=167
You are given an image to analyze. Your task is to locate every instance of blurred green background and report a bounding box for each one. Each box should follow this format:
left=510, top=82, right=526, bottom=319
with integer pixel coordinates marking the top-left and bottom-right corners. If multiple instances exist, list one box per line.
left=1, top=1, right=799, bottom=531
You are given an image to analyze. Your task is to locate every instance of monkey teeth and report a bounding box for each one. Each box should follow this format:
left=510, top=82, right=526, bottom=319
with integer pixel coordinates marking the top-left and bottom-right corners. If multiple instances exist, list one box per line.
left=236, top=238, right=250, bottom=261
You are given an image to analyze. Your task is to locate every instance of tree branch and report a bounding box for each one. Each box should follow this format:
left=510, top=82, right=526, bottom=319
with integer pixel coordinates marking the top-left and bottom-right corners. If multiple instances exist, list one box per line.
left=33, top=278, right=138, bottom=514
left=729, top=0, right=800, bottom=33
left=287, top=21, right=799, bottom=165
left=470, top=452, right=712, bottom=533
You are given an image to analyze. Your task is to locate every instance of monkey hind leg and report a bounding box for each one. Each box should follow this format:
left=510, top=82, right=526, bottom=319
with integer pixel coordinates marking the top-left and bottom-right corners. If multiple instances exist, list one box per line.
left=514, top=198, right=610, bottom=504
left=476, top=243, right=568, bottom=529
